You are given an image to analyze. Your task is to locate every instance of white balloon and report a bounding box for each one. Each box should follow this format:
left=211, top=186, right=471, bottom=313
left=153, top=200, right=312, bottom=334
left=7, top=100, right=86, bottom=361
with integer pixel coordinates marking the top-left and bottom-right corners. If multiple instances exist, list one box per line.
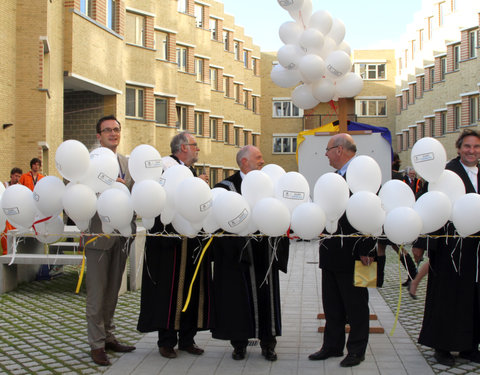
left=62, top=184, right=97, bottom=231
left=313, top=172, right=349, bottom=221
left=80, top=154, right=119, bottom=193
left=278, top=21, right=303, bottom=45
left=159, top=164, right=194, bottom=194
left=452, top=193, right=480, bottom=237
left=241, top=170, right=274, bottom=208
left=172, top=213, right=199, bottom=238
left=261, top=164, right=286, bottom=187
left=55, top=140, right=90, bottom=182
left=142, top=217, right=155, bottom=230
left=378, top=180, right=415, bottom=213
left=288, top=0, right=312, bottom=25
left=325, top=219, right=338, bottom=234
left=327, top=18, right=346, bottom=44
left=212, top=191, right=250, bottom=234
left=35, top=215, right=64, bottom=244
left=128, top=144, right=163, bottom=182
left=160, top=204, right=176, bottom=226
left=291, top=202, right=326, bottom=240
left=274, top=171, right=310, bottom=213
left=292, top=84, right=320, bottom=110
left=411, top=137, right=447, bottom=182
left=414, top=191, right=451, bottom=234
left=111, top=181, right=130, bottom=195
left=319, top=36, right=337, bottom=59
left=299, top=28, right=325, bottom=53
left=201, top=188, right=226, bottom=234
left=97, top=189, right=133, bottom=234
left=346, top=155, right=382, bottom=194
left=175, top=177, right=212, bottom=223
left=0, top=183, right=5, bottom=198
left=237, top=217, right=259, bottom=236
left=0, top=199, right=6, bottom=233
left=325, top=50, right=352, bottom=80
left=252, top=197, right=291, bottom=237
left=90, top=147, right=115, bottom=159
left=346, top=191, right=385, bottom=235
left=298, top=54, right=326, bottom=83
left=277, top=0, right=304, bottom=12
left=277, top=44, right=305, bottom=70
left=384, top=207, right=422, bottom=244
left=312, top=78, right=335, bottom=102
left=428, top=169, right=466, bottom=205
left=335, top=72, right=364, bottom=98
left=1, top=185, right=36, bottom=229
left=270, top=64, right=302, bottom=88
left=309, top=9, right=333, bottom=34
left=337, top=41, right=351, bottom=56
left=33, top=176, right=66, bottom=217
left=131, top=180, right=166, bottom=220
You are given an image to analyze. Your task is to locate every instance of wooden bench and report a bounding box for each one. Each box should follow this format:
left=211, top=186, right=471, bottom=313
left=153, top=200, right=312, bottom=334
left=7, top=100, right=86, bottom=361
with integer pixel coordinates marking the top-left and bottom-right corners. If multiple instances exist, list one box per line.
left=0, top=225, right=146, bottom=294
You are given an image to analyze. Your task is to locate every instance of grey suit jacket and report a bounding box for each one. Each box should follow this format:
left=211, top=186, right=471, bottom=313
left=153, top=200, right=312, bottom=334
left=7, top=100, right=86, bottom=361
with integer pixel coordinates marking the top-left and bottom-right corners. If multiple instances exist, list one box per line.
left=85, top=153, right=136, bottom=250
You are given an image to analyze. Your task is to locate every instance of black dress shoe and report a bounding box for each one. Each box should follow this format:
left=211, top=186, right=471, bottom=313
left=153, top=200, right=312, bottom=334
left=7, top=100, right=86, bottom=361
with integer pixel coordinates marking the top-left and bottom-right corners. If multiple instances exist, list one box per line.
left=159, top=346, right=177, bottom=358
left=340, top=353, right=365, bottom=367
left=402, top=279, right=411, bottom=287
left=179, top=344, right=204, bottom=355
left=91, top=348, right=111, bottom=366
left=232, top=346, right=246, bottom=360
left=434, top=349, right=454, bottom=366
left=459, top=349, right=480, bottom=363
left=105, top=340, right=136, bottom=352
left=407, top=283, right=417, bottom=300
left=308, top=347, right=343, bottom=360
left=261, top=348, right=278, bottom=361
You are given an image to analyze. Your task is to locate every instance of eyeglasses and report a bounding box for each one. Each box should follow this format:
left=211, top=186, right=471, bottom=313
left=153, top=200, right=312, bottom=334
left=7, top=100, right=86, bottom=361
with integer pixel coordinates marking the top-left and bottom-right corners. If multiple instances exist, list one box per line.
left=185, top=143, right=198, bottom=147
left=100, top=127, right=121, bottom=134
left=325, top=145, right=339, bottom=152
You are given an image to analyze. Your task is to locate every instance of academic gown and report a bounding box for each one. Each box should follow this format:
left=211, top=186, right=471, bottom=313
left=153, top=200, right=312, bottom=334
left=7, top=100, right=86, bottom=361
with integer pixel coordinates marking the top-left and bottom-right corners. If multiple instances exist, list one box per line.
left=418, top=157, right=480, bottom=352
left=211, top=171, right=289, bottom=341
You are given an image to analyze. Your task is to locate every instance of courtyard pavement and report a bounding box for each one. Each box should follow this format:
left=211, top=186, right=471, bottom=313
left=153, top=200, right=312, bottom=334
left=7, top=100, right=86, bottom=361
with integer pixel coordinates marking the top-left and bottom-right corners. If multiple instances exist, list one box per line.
left=0, top=240, right=478, bottom=374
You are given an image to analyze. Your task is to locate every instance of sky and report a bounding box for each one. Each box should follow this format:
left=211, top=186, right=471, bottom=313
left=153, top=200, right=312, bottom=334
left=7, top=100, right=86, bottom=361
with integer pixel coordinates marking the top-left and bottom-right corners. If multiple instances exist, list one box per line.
left=219, top=0, right=423, bottom=52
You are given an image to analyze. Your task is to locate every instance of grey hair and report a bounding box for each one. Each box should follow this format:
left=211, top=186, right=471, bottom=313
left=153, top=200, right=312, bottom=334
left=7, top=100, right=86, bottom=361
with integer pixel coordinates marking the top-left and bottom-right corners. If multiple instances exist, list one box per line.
left=236, top=145, right=254, bottom=167
left=405, top=166, right=414, bottom=173
left=170, top=132, right=190, bottom=154
left=333, top=136, right=357, bottom=153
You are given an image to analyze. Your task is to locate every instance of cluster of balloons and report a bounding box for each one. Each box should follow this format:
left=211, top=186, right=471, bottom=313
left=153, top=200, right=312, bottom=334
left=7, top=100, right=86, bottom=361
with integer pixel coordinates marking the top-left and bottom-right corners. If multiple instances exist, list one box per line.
left=273, top=0, right=363, bottom=109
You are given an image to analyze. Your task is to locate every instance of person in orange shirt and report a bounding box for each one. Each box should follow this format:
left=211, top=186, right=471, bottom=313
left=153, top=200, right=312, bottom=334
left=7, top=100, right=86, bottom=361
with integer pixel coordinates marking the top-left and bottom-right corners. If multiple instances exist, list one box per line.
left=19, top=158, right=44, bottom=191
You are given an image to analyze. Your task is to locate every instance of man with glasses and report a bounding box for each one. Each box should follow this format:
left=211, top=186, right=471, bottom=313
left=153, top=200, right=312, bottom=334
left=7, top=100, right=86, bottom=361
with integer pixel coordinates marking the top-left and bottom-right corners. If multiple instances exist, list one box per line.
left=137, top=131, right=210, bottom=359
left=84, top=115, right=136, bottom=366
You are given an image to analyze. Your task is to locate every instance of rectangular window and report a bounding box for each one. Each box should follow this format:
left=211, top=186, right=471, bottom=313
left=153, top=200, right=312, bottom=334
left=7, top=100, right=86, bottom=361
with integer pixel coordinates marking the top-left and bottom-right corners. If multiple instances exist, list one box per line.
left=234, top=127, right=240, bottom=146
left=176, top=105, right=187, bottom=130
left=356, top=99, right=387, bottom=117
left=107, top=0, right=117, bottom=30
left=177, top=0, right=187, bottom=13
left=243, top=90, right=248, bottom=108
left=126, top=87, right=144, bottom=118
left=252, top=96, right=258, bottom=114
left=223, top=31, right=229, bottom=51
left=441, top=112, right=447, bottom=134
left=234, top=41, right=240, bottom=60
left=210, top=118, right=217, bottom=140
left=195, top=58, right=204, bottom=82
left=194, top=4, right=203, bottom=28
left=210, top=68, right=218, bottom=90
left=412, top=40, right=416, bottom=59
left=470, top=96, right=479, bottom=124
left=176, top=46, right=187, bottom=72
left=243, top=51, right=248, bottom=68
left=252, top=58, right=257, bottom=75
left=421, top=76, right=425, bottom=93
left=209, top=19, right=217, bottom=40
left=356, top=63, right=386, bottom=80
left=272, top=100, right=301, bottom=117
left=155, top=98, right=167, bottom=124
left=234, top=84, right=240, bottom=103
left=428, top=16, right=433, bottom=39
left=440, top=57, right=446, bottom=80
left=273, top=136, right=297, bottom=154
left=156, top=32, right=168, bottom=60
left=453, top=45, right=460, bottom=70
left=454, top=104, right=461, bottom=129
left=80, top=0, right=92, bottom=17
left=126, top=12, right=145, bottom=46
left=419, top=29, right=424, bottom=50
left=210, top=168, right=217, bottom=186
left=223, top=76, right=230, bottom=97
left=243, top=131, right=248, bottom=146
left=194, top=112, right=204, bottom=135
left=252, top=134, right=258, bottom=147
left=469, top=30, right=478, bottom=58
left=419, top=123, right=425, bottom=138
left=429, top=68, right=435, bottom=89
left=439, top=2, right=445, bottom=27
left=224, top=124, right=229, bottom=143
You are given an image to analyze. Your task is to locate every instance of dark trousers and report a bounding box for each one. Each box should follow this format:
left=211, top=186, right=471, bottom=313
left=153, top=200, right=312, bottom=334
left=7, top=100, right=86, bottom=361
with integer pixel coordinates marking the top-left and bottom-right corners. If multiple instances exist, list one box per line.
left=231, top=336, right=277, bottom=350
left=322, top=269, right=369, bottom=356
left=157, top=327, right=197, bottom=348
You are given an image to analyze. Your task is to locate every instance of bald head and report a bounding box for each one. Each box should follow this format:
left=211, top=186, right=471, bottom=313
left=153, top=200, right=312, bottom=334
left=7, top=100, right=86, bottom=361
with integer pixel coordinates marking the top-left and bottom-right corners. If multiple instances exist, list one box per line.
left=325, top=133, right=357, bottom=169
left=236, top=145, right=265, bottom=174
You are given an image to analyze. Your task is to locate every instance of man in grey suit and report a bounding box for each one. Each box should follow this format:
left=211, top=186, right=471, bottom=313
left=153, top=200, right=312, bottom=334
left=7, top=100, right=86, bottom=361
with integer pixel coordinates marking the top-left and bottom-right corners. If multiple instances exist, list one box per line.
left=85, top=115, right=136, bottom=366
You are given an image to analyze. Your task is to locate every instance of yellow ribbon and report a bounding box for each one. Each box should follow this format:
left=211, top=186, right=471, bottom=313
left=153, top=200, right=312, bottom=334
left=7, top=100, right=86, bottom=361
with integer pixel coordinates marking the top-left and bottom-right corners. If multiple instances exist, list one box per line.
left=75, top=235, right=109, bottom=294
left=296, top=122, right=340, bottom=164
left=389, top=245, right=403, bottom=336
left=182, top=233, right=218, bottom=312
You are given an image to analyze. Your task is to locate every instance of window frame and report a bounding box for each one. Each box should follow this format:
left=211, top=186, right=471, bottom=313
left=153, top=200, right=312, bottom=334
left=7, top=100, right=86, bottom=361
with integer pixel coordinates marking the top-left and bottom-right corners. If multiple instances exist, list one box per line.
left=126, top=12, right=146, bottom=47
left=355, top=99, right=387, bottom=117
left=176, top=46, right=187, bottom=72
left=209, top=118, right=218, bottom=140
left=195, top=58, right=204, bottom=82
left=155, top=97, right=168, bottom=124
left=272, top=135, right=298, bottom=154
left=194, top=4, right=204, bottom=28
left=355, top=63, right=386, bottom=80
left=469, top=30, right=478, bottom=58
left=272, top=99, right=302, bottom=118
left=176, top=105, right=188, bottom=130
left=155, top=31, right=169, bottom=61
left=126, top=86, right=144, bottom=119
left=469, top=96, right=479, bottom=124
left=194, top=112, right=204, bottom=135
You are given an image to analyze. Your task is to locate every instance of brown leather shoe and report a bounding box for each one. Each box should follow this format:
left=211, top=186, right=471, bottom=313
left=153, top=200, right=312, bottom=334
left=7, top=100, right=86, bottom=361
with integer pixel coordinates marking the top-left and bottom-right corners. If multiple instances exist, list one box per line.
left=91, top=348, right=111, bottom=366
left=105, top=340, right=136, bottom=353
left=159, top=346, right=177, bottom=358
left=178, top=344, right=204, bottom=355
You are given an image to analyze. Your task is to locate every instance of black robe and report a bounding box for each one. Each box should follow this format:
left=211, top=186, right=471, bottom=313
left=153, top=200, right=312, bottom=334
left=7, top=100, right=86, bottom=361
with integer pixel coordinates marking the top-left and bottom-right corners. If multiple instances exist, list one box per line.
left=211, top=171, right=289, bottom=341
left=418, top=157, right=480, bottom=351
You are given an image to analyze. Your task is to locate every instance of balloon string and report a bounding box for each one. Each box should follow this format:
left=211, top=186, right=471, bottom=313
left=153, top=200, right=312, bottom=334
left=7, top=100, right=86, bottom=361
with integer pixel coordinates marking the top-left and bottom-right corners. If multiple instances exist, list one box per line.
left=329, top=100, right=338, bottom=115
left=390, top=245, right=403, bottom=336
left=31, top=216, right=53, bottom=235
left=182, top=233, right=218, bottom=312
left=286, top=226, right=299, bottom=240
left=75, top=235, right=110, bottom=294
